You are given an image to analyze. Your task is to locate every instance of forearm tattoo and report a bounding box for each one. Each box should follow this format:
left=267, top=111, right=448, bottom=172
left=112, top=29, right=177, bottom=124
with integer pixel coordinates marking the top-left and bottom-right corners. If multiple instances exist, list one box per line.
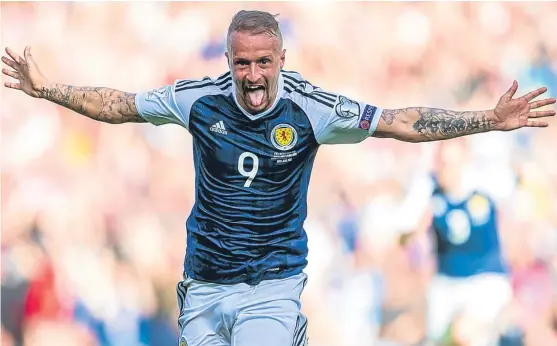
left=381, top=109, right=400, bottom=125
left=412, top=108, right=494, bottom=140
left=42, top=84, right=145, bottom=124
left=383, top=108, right=495, bottom=142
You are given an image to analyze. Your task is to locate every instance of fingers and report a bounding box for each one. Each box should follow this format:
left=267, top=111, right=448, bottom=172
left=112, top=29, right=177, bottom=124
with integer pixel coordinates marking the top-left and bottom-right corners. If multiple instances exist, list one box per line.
left=24, top=46, right=35, bottom=64
left=528, top=110, right=556, bottom=118
left=2, top=68, right=19, bottom=79
left=4, top=81, right=21, bottom=90
left=525, top=120, right=549, bottom=128
left=522, top=86, right=548, bottom=102
left=2, top=56, right=20, bottom=71
left=529, top=97, right=556, bottom=109
left=5, top=47, right=24, bottom=65
left=503, top=80, right=518, bottom=100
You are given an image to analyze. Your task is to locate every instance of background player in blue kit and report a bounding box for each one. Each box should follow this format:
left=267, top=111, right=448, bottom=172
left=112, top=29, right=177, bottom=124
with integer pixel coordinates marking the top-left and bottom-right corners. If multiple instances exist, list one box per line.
left=2, top=9, right=555, bottom=346
left=400, top=139, right=513, bottom=346
left=429, top=140, right=512, bottom=346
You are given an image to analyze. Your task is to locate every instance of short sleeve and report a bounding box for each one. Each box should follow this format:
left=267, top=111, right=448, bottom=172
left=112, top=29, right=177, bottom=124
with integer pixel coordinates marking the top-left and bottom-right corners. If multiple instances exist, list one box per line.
left=135, top=83, right=189, bottom=128
left=314, top=95, right=382, bottom=144
left=282, top=71, right=382, bottom=145
left=135, top=77, right=227, bottom=130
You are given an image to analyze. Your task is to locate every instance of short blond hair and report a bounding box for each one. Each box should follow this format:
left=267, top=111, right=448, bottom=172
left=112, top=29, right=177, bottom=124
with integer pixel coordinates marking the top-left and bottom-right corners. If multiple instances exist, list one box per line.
left=227, top=10, right=283, bottom=53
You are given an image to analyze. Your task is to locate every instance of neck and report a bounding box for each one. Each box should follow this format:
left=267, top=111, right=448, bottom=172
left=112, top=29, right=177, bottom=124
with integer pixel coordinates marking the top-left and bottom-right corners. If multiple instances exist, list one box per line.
left=444, top=180, right=473, bottom=202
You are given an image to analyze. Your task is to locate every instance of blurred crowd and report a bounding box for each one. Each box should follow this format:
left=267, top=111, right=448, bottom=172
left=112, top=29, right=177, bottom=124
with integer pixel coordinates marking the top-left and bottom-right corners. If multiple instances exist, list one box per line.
left=2, top=2, right=557, bottom=346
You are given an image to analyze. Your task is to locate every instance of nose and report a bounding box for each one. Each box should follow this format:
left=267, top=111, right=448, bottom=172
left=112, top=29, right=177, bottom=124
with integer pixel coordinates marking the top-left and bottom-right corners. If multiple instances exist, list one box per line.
left=246, top=63, right=261, bottom=84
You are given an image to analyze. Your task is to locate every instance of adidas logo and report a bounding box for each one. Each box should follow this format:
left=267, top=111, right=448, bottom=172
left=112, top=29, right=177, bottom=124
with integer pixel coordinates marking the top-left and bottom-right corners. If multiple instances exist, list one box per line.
left=210, top=121, right=227, bottom=135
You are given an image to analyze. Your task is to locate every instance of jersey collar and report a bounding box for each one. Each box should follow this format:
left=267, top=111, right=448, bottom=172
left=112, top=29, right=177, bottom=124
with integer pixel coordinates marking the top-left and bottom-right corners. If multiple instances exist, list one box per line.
left=232, top=73, right=284, bottom=121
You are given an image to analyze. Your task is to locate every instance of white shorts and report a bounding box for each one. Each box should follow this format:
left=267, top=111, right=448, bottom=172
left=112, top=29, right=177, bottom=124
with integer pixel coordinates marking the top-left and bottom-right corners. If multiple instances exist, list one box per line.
left=426, top=273, right=513, bottom=342
left=176, top=273, right=308, bottom=346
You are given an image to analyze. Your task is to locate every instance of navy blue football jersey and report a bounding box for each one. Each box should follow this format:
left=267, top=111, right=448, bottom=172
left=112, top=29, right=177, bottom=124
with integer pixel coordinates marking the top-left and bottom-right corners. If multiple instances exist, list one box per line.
left=135, top=71, right=382, bottom=285
left=430, top=186, right=508, bottom=278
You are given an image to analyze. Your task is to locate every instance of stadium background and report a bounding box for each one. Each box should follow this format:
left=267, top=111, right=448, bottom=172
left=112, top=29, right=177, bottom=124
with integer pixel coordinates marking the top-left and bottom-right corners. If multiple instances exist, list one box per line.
left=1, top=1, right=556, bottom=345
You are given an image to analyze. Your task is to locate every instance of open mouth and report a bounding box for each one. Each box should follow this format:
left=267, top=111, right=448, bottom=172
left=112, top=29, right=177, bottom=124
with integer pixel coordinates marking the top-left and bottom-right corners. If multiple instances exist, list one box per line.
left=244, top=85, right=266, bottom=108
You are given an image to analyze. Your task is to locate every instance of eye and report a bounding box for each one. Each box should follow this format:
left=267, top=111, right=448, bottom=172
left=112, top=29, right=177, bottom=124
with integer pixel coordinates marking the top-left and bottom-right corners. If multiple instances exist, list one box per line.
left=259, top=58, right=270, bottom=65
left=235, top=60, right=249, bottom=67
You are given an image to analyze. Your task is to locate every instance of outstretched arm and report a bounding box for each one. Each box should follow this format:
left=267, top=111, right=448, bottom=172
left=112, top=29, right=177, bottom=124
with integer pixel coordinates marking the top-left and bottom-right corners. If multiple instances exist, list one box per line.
left=374, top=107, right=497, bottom=142
left=2, top=46, right=145, bottom=124
left=373, top=81, right=555, bottom=142
left=41, top=84, right=143, bottom=124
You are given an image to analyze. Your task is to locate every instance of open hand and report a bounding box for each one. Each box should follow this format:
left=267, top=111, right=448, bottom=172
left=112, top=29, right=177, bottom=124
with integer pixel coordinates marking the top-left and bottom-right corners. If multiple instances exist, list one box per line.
left=2, top=46, right=50, bottom=98
left=493, top=80, right=556, bottom=131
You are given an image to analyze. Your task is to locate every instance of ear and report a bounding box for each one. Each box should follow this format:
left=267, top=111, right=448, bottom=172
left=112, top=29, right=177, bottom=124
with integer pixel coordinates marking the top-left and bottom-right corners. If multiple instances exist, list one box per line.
left=225, top=51, right=230, bottom=68
left=280, top=49, right=286, bottom=69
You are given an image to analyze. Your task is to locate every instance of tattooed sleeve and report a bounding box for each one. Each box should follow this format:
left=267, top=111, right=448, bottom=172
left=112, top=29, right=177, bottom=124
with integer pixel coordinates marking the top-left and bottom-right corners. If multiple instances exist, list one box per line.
left=376, top=107, right=495, bottom=142
left=41, top=84, right=146, bottom=124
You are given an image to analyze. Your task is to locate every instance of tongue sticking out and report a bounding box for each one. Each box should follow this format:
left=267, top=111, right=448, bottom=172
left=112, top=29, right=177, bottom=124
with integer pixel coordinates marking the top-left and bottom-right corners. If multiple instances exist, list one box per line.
left=247, top=88, right=266, bottom=108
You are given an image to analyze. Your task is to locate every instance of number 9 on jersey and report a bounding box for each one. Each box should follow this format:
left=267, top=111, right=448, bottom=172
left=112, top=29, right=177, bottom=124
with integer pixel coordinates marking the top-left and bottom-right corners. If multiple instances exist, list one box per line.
left=238, top=152, right=259, bottom=187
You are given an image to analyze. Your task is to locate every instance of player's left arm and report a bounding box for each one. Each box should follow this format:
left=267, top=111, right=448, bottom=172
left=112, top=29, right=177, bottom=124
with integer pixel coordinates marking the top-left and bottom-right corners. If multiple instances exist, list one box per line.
left=373, top=81, right=555, bottom=142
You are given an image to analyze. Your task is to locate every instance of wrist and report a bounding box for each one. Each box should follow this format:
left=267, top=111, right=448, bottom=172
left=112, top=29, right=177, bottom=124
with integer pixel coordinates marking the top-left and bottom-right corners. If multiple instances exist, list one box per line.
left=37, top=81, right=53, bottom=99
left=484, top=109, right=500, bottom=131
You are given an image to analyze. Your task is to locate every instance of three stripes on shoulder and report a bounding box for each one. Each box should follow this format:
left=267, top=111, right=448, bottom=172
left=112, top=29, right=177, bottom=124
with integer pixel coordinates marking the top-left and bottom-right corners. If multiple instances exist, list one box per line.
left=174, top=71, right=339, bottom=109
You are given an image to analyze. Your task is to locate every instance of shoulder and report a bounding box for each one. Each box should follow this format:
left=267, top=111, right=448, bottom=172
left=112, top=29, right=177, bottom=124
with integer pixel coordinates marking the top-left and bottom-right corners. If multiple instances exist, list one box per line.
left=281, top=70, right=339, bottom=111
left=172, top=71, right=233, bottom=101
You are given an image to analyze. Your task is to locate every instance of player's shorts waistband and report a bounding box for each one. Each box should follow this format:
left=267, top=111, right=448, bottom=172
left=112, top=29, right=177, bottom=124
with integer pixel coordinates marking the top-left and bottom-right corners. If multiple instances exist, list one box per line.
left=183, top=266, right=305, bottom=286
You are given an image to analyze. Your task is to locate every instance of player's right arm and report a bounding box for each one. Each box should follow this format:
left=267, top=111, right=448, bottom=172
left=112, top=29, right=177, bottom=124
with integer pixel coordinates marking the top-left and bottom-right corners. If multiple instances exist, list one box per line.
left=41, top=84, right=142, bottom=124
left=2, top=46, right=143, bottom=124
